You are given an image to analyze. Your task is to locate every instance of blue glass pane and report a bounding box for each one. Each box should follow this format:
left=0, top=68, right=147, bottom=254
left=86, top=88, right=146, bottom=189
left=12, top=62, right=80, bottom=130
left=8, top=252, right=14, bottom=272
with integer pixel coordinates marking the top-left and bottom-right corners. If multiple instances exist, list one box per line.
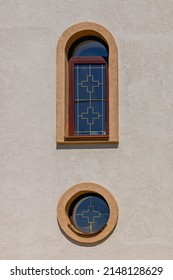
left=73, top=40, right=108, bottom=57
left=74, top=64, right=107, bottom=135
left=72, top=195, right=110, bottom=234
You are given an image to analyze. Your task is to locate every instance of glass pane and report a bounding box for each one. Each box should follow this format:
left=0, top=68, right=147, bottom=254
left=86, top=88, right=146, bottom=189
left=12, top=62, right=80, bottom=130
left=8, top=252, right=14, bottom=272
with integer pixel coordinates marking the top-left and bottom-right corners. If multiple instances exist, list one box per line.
left=71, top=194, right=110, bottom=234
left=72, top=40, right=108, bottom=57
left=74, top=64, right=107, bottom=135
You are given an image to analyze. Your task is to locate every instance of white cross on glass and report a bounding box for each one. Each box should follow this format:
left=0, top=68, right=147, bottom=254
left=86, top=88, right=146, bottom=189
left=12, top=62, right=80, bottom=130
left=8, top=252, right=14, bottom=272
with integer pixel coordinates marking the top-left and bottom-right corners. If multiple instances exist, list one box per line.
left=82, top=206, right=100, bottom=223
left=80, top=107, right=100, bottom=125
left=81, top=75, right=99, bottom=93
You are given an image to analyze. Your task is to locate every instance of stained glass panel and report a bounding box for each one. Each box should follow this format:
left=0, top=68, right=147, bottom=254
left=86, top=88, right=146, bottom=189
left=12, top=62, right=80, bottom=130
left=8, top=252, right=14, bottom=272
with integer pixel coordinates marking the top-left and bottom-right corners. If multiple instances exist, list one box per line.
left=74, top=64, right=107, bottom=135
left=71, top=194, right=110, bottom=234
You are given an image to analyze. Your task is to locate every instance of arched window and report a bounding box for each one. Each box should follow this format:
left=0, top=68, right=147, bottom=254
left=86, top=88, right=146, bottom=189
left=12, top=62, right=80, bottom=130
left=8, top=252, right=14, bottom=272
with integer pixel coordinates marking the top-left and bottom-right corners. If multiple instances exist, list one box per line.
left=68, top=37, right=109, bottom=139
left=56, top=22, right=118, bottom=145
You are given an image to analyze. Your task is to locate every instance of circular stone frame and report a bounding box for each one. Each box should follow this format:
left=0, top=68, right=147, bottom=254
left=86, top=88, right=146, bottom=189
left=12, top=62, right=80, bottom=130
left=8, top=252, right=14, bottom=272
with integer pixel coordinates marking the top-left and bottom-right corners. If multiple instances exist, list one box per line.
left=57, top=182, right=119, bottom=245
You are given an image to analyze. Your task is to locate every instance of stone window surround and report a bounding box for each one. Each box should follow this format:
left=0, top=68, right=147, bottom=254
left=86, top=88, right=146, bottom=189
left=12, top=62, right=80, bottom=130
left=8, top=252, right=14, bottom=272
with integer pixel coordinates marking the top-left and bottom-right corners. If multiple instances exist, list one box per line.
left=56, top=22, right=119, bottom=145
left=57, top=182, right=119, bottom=245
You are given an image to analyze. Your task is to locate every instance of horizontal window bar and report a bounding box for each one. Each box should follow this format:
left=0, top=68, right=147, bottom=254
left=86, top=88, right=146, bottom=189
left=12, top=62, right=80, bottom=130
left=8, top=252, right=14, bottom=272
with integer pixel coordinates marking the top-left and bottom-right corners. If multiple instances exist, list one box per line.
left=74, top=99, right=106, bottom=102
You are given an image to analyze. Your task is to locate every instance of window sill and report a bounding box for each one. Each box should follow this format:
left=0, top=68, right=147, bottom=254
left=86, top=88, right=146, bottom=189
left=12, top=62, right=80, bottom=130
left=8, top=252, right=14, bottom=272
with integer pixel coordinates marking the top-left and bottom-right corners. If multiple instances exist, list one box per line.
left=64, top=135, right=109, bottom=141
left=63, top=135, right=116, bottom=144
left=57, top=135, right=118, bottom=145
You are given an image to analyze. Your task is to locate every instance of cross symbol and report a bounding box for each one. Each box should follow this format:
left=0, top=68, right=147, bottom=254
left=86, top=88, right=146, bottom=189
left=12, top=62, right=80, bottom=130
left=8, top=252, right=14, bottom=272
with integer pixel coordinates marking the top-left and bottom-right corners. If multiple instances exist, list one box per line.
left=82, top=206, right=100, bottom=223
left=80, top=107, right=100, bottom=125
left=81, top=75, right=99, bottom=93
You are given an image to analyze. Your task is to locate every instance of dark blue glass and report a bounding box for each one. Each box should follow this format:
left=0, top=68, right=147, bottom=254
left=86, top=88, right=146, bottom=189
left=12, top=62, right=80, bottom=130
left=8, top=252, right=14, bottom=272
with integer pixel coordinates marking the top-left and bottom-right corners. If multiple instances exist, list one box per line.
left=74, top=64, right=106, bottom=135
left=72, top=40, right=108, bottom=57
left=72, top=194, right=110, bottom=234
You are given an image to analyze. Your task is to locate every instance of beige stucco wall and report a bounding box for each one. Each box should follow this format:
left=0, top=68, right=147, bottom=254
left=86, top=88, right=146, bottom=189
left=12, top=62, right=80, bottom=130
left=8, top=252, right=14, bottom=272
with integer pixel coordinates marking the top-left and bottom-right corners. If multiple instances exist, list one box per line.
left=0, top=0, right=173, bottom=259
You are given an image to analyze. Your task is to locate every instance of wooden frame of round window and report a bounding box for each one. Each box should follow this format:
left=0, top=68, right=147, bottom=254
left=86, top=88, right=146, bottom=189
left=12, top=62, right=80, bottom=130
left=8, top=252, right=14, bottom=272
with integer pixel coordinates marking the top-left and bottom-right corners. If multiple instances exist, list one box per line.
left=57, top=182, right=119, bottom=245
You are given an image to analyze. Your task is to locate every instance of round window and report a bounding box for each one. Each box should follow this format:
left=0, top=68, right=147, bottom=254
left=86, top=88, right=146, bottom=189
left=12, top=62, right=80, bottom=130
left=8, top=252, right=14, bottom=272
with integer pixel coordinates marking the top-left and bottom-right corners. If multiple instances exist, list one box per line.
left=69, top=193, right=110, bottom=235
left=57, top=183, right=119, bottom=245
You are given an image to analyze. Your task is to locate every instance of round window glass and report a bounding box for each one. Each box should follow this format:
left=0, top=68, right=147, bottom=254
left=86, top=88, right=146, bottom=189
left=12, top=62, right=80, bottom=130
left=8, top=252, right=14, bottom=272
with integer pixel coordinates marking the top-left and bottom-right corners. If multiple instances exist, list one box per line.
left=69, top=193, right=110, bottom=235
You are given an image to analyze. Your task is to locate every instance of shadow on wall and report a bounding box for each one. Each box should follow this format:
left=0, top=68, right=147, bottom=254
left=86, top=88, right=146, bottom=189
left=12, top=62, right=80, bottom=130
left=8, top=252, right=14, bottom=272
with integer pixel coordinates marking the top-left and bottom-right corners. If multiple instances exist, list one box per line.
left=56, top=143, right=118, bottom=150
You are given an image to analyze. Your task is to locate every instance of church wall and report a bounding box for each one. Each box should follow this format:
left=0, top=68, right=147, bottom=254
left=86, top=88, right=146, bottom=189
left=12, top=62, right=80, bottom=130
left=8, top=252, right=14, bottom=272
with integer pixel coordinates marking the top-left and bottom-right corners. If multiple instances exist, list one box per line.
left=0, top=0, right=173, bottom=259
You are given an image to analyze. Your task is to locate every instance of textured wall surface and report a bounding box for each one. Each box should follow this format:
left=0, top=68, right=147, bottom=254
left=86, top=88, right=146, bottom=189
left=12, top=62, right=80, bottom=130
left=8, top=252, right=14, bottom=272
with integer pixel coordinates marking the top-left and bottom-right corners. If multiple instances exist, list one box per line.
left=0, top=0, right=173, bottom=259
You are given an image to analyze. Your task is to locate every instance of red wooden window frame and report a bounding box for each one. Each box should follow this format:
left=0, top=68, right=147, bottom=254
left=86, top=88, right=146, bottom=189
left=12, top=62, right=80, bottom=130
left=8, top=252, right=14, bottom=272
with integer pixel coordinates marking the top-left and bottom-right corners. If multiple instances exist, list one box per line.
left=68, top=56, right=109, bottom=141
